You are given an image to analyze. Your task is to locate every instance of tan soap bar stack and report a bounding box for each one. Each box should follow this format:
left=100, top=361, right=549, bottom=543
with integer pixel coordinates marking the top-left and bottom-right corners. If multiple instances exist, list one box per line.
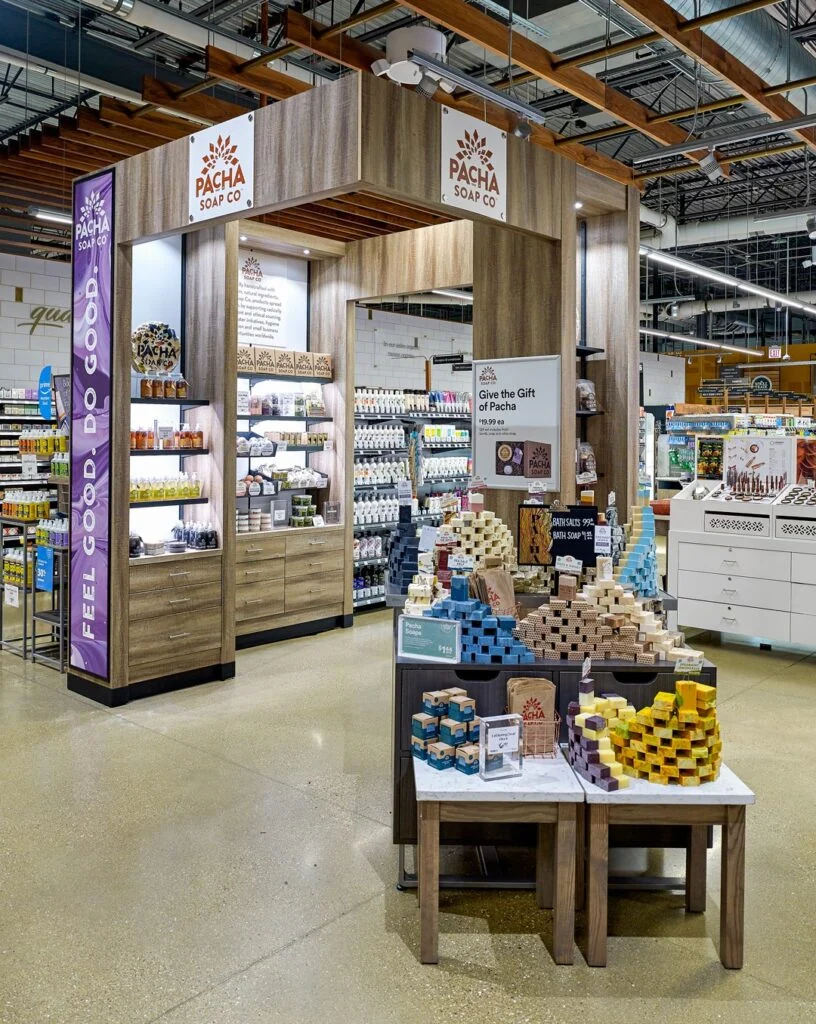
left=447, top=509, right=516, bottom=569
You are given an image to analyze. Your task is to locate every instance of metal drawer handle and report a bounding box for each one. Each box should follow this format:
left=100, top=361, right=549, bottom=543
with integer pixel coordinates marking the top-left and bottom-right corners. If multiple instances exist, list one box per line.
left=721, top=559, right=737, bottom=566
left=721, top=588, right=737, bottom=595
left=169, top=570, right=190, bottom=577
left=310, top=587, right=321, bottom=593
left=245, top=546, right=262, bottom=553
left=308, top=561, right=324, bottom=567
left=167, top=597, right=191, bottom=605
left=308, top=540, right=326, bottom=546
left=245, top=598, right=264, bottom=605
left=721, top=616, right=737, bottom=623
left=167, top=631, right=191, bottom=639
left=245, top=568, right=264, bottom=576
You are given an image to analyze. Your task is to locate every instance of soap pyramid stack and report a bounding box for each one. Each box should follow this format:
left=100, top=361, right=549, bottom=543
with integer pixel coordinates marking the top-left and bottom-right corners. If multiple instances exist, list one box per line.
left=447, top=509, right=516, bottom=569
left=388, top=512, right=420, bottom=594
left=515, top=580, right=613, bottom=662
left=427, top=575, right=535, bottom=665
left=565, top=677, right=635, bottom=791
left=610, top=681, right=721, bottom=786
left=404, top=574, right=435, bottom=616
left=615, top=506, right=658, bottom=597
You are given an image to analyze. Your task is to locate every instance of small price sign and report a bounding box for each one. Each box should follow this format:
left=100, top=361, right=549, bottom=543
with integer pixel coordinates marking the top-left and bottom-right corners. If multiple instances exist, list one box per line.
left=594, top=525, right=611, bottom=555
left=397, top=479, right=413, bottom=507
left=4, top=584, right=19, bottom=608
left=21, top=454, right=39, bottom=479
left=674, top=656, right=704, bottom=675
left=397, top=615, right=460, bottom=663
left=555, top=554, right=582, bottom=575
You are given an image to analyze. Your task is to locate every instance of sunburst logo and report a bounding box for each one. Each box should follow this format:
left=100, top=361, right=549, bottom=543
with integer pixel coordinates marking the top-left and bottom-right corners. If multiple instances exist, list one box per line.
left=195, top=133, right=246, bottom=202
left=241, top=255, right=263, bottom=282
left=75, top=187, right=110, bottom=241
left=478, top=365, right=497, bottom=384
left=455, top=130, right=494, bottom=172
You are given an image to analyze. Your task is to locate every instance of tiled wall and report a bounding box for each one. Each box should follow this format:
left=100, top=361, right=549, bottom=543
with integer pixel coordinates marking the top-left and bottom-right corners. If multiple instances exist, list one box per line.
left=0, top=254, right=71, bottom=388
left=354, top=307, right=473, bottom=391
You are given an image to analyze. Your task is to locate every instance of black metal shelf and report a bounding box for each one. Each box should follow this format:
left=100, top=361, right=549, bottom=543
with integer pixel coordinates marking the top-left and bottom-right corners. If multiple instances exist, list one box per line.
left=129, top=448, right=209, bottom=457
left=354, top=481, right=403, bottom=491
left=354, top=556, right=388, bottom=568
left=576, top=410, right=605, bottom=417
left=238, top=371, right=332, bottom=385
left=354, top=412, right=471, bottom=422
left=129, top=497, right=208, bottom=509
left=420, top=476, right=470, bottom=486
left=238, top=444, right=324, bottom=455
left=131, top=397, right=210, bottom=407
left=353, top=595, right=387, bottom=609
left=240, top=415, right=332, bottom=423
left=354, top=448, right=408, bottom=455
left=576, top=344, right=605, bottom=357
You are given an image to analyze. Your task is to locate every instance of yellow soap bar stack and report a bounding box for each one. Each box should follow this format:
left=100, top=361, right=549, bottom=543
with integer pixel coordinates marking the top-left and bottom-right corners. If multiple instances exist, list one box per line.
left=610, top=680, right=721, bottom=786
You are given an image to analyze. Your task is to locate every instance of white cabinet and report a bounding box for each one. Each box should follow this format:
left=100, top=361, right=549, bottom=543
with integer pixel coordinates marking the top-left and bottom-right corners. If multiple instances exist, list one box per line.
left=677, top=598, right=790, bottom=643
left=792, top=553, right=816, bottom=587
left=677, top=542, right=790, bottom=581
left=677, top=570, right=790, bottom=612
left=791, top=612, right=816, bottom=646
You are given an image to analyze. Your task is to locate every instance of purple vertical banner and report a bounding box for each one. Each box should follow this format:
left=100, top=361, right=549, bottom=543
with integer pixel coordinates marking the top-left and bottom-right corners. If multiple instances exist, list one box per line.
left=70, top=170, right=114, bottom=679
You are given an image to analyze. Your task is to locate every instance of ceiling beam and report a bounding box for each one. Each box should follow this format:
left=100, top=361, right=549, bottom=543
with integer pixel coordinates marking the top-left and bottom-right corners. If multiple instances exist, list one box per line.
left=141, top=75, right=251, bottom=125
left=204, top=46, right=312, bottom=100
left=614, top=0, right=816, bottom=153
left=72, top=111, right=165, bottom=156
left=98, top=98, right=195, bottom=141
left=0, top=236, right=70, bottom=255
left=397, top=0, right=714, bottom=160
left=282, top=9, right=636, bottom=187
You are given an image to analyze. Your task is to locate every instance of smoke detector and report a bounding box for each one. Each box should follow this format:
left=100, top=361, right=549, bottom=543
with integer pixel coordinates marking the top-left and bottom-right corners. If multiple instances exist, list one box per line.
left=371, top=27, right=455, bottom=96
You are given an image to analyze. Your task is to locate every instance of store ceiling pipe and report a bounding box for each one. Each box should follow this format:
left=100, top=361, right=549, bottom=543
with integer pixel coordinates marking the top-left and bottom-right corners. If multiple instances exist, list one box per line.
left=639, top=206, right=816, bottom=247
left=667, top=0, right=816, bottom=109
left=640, top=291, right=816, bottom=318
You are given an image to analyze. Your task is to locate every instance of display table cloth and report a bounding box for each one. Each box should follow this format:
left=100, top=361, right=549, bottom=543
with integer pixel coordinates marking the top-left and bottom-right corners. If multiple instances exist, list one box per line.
left=413, top=752, right=584, bottom=965
left=575, top=764, right=755, bottom=968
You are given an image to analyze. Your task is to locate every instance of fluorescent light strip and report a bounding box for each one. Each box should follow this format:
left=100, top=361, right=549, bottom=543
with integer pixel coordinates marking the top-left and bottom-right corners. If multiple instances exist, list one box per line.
left=29, top=205, right=72, bottom=226
left=431, top=288, right=474, bottom=303
left=640, top=245, right=816, bottom=318
left=639, top=326, right=763, bottom=357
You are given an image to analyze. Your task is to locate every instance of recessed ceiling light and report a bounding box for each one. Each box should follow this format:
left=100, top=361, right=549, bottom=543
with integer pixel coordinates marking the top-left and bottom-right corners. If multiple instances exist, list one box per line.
left=240, top=235, right=248, bottom=241
left=574, top=201, right=583, bottom=210
left=303, top=248, right=311, bottom=255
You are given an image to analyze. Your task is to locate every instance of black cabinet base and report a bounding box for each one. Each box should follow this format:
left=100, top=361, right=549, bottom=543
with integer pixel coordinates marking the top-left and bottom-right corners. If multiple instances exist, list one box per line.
left=236, top=616, right=343, bottom=650
left=67, top=661, right=236, bottom=707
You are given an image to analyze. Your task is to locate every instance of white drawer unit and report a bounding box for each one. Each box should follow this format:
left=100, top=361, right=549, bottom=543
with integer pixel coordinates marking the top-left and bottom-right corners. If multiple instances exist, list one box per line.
left=791, top=583, right=816, bottom=618
left=677, top=542, right=791, bottom=582
left=792, top=552, right=816, bottom=586
left=678, top=598, right=790, bottom=644
left=677, top=570, right=791, bottom=612
left=791, top=612, right=816, bottom=646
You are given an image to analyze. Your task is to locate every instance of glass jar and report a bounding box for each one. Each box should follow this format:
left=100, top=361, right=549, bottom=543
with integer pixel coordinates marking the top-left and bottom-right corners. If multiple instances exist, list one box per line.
left=151, top=378, right=164, bottom=399
left=192, top=427, right=204, bottom=449
left=164, top=376, right=177, bottom=399
left=140, top=378, right=153, bottom=399
left=176, top=376, right=188, bottom=400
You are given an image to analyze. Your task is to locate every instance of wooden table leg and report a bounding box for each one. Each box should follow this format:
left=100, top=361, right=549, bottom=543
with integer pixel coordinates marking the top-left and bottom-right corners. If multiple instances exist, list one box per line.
left=575, top=803, right=586, bottom=912
left=720, top=805, right=746, bottom=969
left=553, top=803, right=577, bottom=965
left=419, top=800, right=440, bottom=964
left=416, top=805, right=422, bottom=908
left=586, top=803, right=609, bottom=967
left=686, top=824, right=707, bottom=913
left=536, top=823, right=554, bottom=910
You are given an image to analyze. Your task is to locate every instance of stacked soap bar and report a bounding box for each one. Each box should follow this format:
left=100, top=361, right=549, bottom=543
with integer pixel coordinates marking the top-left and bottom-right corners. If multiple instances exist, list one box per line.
left=404, top=574, right=436, bottom=617
left=411, top=685, right=481, bottom=770
left=565, top=678, right=635, bottom=790
left=515, top=597, right=612, bottom=661
left=615, top=506, right=658, bottom=598
left=388, top=511, right=421, bottom=594
left=426, top=575, right=535, bottom=665
left=610, top=681, right=721, bottom=786
left=447, top=509, right=516, bottom=569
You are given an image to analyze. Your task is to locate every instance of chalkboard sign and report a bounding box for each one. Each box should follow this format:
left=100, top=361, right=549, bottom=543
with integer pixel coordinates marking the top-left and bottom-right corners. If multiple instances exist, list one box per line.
left=550, top=505, right=598, bottom=568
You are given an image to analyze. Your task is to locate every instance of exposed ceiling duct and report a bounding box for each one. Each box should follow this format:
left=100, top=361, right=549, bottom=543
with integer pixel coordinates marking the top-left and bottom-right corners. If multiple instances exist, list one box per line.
left=640, top=291, right=816, bottom=318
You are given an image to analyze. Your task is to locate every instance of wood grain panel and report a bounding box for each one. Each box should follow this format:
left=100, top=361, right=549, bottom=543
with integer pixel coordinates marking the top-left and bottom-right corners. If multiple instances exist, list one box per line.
left=284, top=571, right=345, bottom=613
left=128, top=607, right=223, bottom=669
left=560, top=161, right=578, bottom=506
left=236, top=603, right=343, bottom=636
left=284, top=548, right=344, bottom=580
left=116, top=139, right=188, bottom=243
left=576, top=165, right=628, bottom=215
left=720, top=805, right=746, bottom=969
left=235, top=533, right=286, bottom=563
left=506, top=133, right=561, bottom=240
left=129, top=580, right=222, bottom=621
left=472, top=220, right=563, bottom=529
left=439, top=802, right=558, bottom=823
left=128, top=646, right=227, bottom=684
left=129, top=554, right=222, bottom=594
left=236, top=558, right=285, bottom=584
left=235, top=581, right=286, bottom=623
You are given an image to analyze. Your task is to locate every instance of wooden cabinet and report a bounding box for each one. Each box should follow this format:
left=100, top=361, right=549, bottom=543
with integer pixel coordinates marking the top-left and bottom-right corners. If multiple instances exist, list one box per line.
left=235, top=526, right=346, bottom=640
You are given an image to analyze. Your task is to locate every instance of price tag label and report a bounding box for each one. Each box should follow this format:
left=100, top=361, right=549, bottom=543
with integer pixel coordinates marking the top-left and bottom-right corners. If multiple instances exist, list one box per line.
left=4, top=584, right=19, bottom=607
left=487, top=725, right=520, bottom=755
left=448, top=553, right=475, bottom=571
left=418, top=525, right=438, bottom=552
left=397, top=479, right=413, bottom=507
left=276, top=442, right=288, bottom=452
left=582, top=656, right=592, bottom=680
left=21, top=454, right=38, bottom=479
left=674, top=656, right=704, bottom=675
left=311, top=514, right=325, bottom=528
left=555, top=554, right=582, bottom=575
left=322, top=440, right=333, bottom=452
left=594, top=525, right=611, bottom=555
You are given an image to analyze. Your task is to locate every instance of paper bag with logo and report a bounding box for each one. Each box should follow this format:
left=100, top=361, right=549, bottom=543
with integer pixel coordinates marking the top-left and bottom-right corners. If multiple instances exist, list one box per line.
left=507, top=677, right=556, bottom=755
left=481, top=567, right=516, bottom=617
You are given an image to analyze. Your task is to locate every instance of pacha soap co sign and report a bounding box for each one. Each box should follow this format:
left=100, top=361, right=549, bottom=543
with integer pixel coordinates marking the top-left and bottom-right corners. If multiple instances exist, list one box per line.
left=440, top=107, right=507, bottom=222
left=189, top=111, right=254, bottom=223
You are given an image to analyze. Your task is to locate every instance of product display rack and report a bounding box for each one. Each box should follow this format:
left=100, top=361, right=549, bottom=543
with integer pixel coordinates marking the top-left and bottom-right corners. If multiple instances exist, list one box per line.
left=0, top=514, right=36, bottom=659
left=31, top=544, right=69, bottom=672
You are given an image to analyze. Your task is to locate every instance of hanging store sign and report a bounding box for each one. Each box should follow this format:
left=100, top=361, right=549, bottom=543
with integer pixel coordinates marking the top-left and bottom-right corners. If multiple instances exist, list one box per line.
left=70, top=168, right=114, bottom=681
left=35, top=545, right=54, bottom=593
left=188, top=111, right=254, bottom=224
left=38, top=365, right=52, bottom=420
left=768, top=346, right=782, bottom=360
left=471, top=355, right=560, bottom=490
left=440, top=107, right=507, bottom=222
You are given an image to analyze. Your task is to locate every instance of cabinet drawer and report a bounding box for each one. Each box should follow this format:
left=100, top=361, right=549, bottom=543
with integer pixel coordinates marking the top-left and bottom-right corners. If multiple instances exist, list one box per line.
left=678, top=542, right=790, bottom=581
left=791, top=583, right=816, bottom=618
left=130, top=580, right=222, bottom=621
left=284, top=570, right=345, bottom=614
left=128, top=606, right=222, bottom=669
left=235, top=579, right=285, bottom=623
left=235, top=532, right=286, bottom=564
left=678, top=570, right=790, bottom=612
left=236, top=557, right=284, bottom=585
left=791, top=612, right=816, bottom=646
left=678, top=597, right=789, bottom=643
left=130, top=555, right=221, bottom=594
left=792, top=552, right=816, bottom=586
left=285, top=528, right=344, bottom=559
left=285, top=547, right=344, bottom=580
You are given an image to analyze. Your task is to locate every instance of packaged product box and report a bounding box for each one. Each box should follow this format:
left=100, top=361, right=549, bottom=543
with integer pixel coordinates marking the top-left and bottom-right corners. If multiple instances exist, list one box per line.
left=412, top=712, right=439, bottom=742
left=274, top=348, right=296, bottom=376
left=312, top=352, right=333, bottom=380
left=411, top=736, right=429, bottom=761
left=455, top=744, right=480, bottom=774
left=439, top=717, right=468, bottom=746
left=468, top=717, right=481, bottom=742
left=237, top=343, right=255, bottom=372
left=254, top=346, right=276, bottom=374
left=295, top=351, right=314, bottom=377
left=427, top=741, right=455, bottom=770
left=448, top=695, right=476, bottom=723
left=422, top=690, right=450, bottom=717
left=524, top=441, right=552, bottom=479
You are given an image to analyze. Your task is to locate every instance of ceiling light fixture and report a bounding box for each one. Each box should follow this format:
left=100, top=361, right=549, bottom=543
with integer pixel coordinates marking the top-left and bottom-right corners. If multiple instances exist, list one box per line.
left=239, top=234, right=248, bottom=241
left=699, top=151, right=725, bottom=182
left=807, top=216, right=816, bottom=240
left=303, top=248, right=310, bottom=255
left=638, top=326, right=763, bottom=357
left=29, top=205, right=72, bottom=226
left=512, top=117, right=532, bottom=141
left=574, top=201, right=584, bottom=210
left=431, top=288, right=474, bottom=303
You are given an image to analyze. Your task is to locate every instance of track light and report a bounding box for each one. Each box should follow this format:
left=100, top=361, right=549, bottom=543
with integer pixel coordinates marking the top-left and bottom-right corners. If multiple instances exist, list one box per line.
left=807, top=215, right=816, bottom=240
left=512, top=117, right=532, bottom=141
left=415, top=72, right=440, bottom=99
left=29, top=205, right=72, bottom=225
left=699, top=151, right=725, bottom=183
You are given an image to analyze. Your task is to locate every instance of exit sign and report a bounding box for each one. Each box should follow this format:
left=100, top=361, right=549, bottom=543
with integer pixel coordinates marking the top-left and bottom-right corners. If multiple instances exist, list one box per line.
left=769, top=346, right=782, bottom=359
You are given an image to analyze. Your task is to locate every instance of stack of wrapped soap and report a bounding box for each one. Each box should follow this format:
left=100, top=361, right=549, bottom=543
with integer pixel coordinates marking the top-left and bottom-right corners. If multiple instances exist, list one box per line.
left=403, top=574, right=441, bottom=617
left=565, top=677, right=635, bottom=790
left=447, top=509, right=516, bottom=569
left=388, top=507, right=420, bottom=594
left=615, top=506, right=659, bottom=598
left=610, top=681, right=721, bottom=786
left=411, top=685, right=481, bottom=773
left=426, top=575, right=535, bottom=665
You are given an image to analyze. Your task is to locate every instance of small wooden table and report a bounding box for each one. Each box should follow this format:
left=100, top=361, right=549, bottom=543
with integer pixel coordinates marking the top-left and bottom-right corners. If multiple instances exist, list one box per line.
left=576, top=764, right=755, bottom=969
left=413, top=752, right=584, bottom=965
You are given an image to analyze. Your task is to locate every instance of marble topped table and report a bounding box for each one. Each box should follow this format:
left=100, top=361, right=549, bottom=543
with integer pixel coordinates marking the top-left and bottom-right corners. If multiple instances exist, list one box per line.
left=574, top=763, right=756, bottom=968
left=413, top=752, right=584, bottom=965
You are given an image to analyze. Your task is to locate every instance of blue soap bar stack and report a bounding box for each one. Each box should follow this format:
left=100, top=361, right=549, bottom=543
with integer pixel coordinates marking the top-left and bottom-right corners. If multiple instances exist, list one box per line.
left=616, top=508, right=659, bottom=598
left=424, top=575, right=535, bottom=665
left=388, top=521, right=421, bottom=594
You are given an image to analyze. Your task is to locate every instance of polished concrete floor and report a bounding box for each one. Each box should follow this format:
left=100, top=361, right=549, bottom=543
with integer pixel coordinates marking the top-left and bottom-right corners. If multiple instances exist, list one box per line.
left=1, top=611, right=815, bottom=1023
